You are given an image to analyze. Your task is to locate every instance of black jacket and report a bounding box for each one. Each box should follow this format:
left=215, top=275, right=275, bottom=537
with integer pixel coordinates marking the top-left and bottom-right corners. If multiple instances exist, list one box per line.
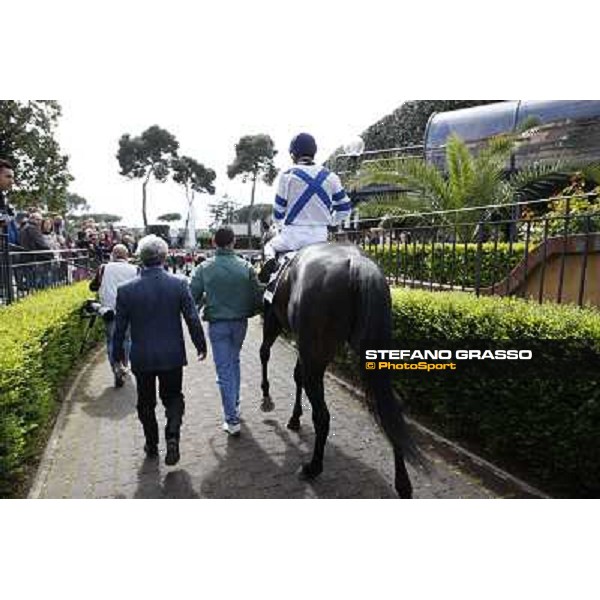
left=19, top=222, right=52, bottom=262
left=20, top=222, right=51, bottom=251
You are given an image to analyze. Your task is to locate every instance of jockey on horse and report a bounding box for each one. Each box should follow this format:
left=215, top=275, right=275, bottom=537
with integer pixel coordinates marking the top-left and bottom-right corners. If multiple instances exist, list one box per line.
left=258, top=134, right=422, bottom=497
left=261, top=132, right=352, bottom=283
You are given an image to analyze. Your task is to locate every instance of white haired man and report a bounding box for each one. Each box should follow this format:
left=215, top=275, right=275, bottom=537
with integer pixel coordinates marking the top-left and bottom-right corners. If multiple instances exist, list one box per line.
left=112, top=235, right=207, bottom=466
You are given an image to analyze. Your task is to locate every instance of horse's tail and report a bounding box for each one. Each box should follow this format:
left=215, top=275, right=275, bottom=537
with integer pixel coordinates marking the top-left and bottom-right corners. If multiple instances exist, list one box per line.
left=348, top=253, right=426, bottom=469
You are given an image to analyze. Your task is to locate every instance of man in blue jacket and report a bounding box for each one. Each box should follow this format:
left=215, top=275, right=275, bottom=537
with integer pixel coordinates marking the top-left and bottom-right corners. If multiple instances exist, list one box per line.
left=113, top=235, right=207, bottom=466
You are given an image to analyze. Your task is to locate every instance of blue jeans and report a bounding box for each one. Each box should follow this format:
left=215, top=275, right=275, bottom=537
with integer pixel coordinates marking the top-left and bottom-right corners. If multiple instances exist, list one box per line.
left=105, top=319, right=131, bottom=373
left=208, top=319, right=248, bottom=426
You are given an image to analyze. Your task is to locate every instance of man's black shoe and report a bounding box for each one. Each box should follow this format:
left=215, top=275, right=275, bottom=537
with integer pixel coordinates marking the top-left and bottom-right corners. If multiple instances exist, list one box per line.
left=144, top=443, right=158, bottom=458
left=165, top=439, right=180, bottom=466
left=114, top=373, right=125, bottom=388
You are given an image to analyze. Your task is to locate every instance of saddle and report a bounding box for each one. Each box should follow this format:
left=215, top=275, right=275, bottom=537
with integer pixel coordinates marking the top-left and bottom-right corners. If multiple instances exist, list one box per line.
left=263, top=252, right=296, bottom=303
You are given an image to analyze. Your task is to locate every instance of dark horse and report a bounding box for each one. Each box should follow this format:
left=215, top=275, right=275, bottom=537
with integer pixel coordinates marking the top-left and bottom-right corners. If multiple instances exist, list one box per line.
left=259, top=242, right=419, bottom=498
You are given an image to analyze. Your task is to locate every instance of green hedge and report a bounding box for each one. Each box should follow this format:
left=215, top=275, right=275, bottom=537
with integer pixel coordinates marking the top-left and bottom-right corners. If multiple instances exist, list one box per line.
left=335, top=289, right=600, bottom=497
left=364, top=243, right=527, bottom=288
left=0, top=283, right=102, bottom=496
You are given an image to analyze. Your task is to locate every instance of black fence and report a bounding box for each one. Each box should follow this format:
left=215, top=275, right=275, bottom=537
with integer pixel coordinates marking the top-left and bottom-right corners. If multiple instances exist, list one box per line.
left=0, top=233, right=96, bottom=306
left=334, top=194, right=600, bottom=307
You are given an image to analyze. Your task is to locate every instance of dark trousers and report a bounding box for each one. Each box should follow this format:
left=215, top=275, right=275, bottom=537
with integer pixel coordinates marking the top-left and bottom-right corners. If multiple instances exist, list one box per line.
left=134, top=368, right=184, bottom=446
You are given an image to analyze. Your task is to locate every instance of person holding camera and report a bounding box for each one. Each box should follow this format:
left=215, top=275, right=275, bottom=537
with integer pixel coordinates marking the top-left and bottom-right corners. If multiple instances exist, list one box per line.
left=90, top=244, right=139, bottom=387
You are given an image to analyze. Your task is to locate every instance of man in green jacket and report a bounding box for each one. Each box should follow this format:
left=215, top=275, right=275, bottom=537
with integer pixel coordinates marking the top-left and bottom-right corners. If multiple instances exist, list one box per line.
left=190, top=227, right=262, bottom=436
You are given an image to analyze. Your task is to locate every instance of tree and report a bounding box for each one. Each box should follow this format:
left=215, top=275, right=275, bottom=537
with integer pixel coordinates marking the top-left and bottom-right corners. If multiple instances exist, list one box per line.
left=72, top=213, right=123, bottom=224
left=116, top=125, right=179, bottom=228
left=354, top=131, right=599, bottom=240
left=157, top=212, right=182, bottom=222
left=227, top=134, right=278, bottom=238
left=354, top=134, right=515, bottom=215
left=359, top=100, right=503, bottom=151
left=208, top=195, right=240, bottom=229
left=172, top=156, right=216, bottom=200
left=232, top=203, right=272, bottom=223
left=0, top=100, right=73, bottom=211
left=172, top=155, right=216, bottom=239
left=65, top=193, right=90, bottom=215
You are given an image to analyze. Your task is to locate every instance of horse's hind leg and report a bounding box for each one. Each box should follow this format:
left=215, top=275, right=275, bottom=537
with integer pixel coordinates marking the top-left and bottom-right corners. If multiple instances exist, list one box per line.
left=287, top=358, right=303, bottom=431
left=394, top=447, right=413, bottom=499
left=260, top=306, right=281, bottom=412
left=378, top=407, right=414, bottom=498
left=299, top=365, right=329, bottom=480
left=373, top=385, right=414, bottom=498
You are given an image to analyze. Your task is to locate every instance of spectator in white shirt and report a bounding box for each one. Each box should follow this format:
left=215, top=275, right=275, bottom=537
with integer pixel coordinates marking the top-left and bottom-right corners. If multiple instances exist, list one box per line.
left=91, top=244, right=139, bottom=387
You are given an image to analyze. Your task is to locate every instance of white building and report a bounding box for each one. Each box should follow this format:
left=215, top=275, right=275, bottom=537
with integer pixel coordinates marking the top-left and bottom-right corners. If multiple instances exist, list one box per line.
left=229, top=221, right=263, bottom=237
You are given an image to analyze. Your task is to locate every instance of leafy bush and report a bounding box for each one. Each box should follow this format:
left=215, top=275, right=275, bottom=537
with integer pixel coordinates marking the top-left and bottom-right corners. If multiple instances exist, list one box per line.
left=543, top=176, right=600, bottom=238
left=515, top=172, right=600, bottom=243
left=365, top=242, right=527, bottom=288
left=0, top=283, right=102, bottom=496
left=334, top=289, right=600, bottom=497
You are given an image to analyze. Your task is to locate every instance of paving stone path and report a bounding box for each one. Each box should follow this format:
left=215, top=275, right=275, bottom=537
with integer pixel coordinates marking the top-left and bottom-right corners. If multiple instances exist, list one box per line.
left=31, top=317, right=498, bottom=499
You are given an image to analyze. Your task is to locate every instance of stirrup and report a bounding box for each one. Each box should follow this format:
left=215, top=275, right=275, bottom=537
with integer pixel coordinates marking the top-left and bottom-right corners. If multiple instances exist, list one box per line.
left=264, top=273, right=278, bottom=303
left=262, top=253, right=295, bottom=303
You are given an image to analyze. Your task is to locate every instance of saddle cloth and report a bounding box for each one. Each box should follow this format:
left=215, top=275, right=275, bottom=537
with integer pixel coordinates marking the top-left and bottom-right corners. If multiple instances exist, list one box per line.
left=264, top=251, right=296, bottom=304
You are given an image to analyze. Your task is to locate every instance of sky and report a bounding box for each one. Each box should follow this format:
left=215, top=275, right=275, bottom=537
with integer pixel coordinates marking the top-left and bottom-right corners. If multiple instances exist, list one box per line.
left=10, top=0, right=589, bottom=232
left=55, top=93, right=402, bottom=229
left=41, top=0, right=414, bottom=230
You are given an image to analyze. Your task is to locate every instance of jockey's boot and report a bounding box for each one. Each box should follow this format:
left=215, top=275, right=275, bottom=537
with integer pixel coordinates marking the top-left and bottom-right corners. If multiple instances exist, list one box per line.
left=259, top=257, right=278, bottom=284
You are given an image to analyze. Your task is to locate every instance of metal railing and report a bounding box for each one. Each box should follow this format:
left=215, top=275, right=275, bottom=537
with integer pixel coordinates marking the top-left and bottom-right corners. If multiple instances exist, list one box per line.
left=333, top=145, right=424, bottom=176
left=1, top=233, right=96, bottom=306
left=333, top=194, right=600, bottom=307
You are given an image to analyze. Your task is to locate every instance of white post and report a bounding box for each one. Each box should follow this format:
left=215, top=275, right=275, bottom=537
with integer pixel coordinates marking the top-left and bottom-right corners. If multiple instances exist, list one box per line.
left=185, top=201, right=196, bottom=250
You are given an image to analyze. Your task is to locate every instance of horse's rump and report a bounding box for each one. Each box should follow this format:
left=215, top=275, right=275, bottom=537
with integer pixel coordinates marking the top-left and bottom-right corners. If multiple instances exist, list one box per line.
left=286, top=243, right=390, bottom=352
left=286, top=243, right=361, bottom=359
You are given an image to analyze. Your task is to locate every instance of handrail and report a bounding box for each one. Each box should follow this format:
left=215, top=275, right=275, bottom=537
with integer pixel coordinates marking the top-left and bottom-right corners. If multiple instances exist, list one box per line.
left=343, top=192, right=600, bottom=226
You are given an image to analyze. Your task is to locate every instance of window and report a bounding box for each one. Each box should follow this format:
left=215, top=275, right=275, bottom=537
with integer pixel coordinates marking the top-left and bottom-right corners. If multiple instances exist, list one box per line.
left=517, top=100, right=600, bottom=127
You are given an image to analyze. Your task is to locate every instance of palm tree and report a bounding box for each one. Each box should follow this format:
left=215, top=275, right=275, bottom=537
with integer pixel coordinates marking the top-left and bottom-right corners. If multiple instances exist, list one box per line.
left=350, top=132, right=600, bottom=240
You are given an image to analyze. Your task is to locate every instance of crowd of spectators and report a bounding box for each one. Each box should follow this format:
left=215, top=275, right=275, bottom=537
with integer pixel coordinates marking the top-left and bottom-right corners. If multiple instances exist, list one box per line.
left=166, top=251, right=207, bottom=276
left=3, top=204, right=140, bottom=295
left=71, top=218, right=137, bottom=264
left=2, top=160, right=264, bottom=301
left=2, top=159, right=215, bottom=301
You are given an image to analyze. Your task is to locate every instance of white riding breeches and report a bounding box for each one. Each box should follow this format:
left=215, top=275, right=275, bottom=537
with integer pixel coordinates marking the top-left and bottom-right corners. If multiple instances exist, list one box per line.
left=264, top=225, right=328, bottom=260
